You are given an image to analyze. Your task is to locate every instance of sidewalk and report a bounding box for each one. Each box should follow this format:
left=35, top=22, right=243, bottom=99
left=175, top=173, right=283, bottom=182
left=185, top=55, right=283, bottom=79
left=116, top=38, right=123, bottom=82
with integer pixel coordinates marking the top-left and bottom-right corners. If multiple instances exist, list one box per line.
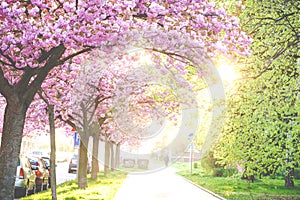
left=114, top=167, right=224, bottom=200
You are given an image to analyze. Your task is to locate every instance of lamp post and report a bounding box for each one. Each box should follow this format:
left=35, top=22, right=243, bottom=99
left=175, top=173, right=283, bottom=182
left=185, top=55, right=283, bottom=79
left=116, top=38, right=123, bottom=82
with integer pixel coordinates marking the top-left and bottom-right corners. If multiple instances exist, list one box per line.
left=189, top=141, right=194, bottom=176
left=187, top=133, right=194, bottom=176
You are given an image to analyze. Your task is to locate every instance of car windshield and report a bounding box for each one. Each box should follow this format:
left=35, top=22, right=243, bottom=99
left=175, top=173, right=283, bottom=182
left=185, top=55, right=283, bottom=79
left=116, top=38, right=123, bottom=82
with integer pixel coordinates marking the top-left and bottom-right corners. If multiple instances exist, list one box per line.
left=30, top=157, right=38, bottom=165
left=72, top=155, right=78, bottom=160
left=42, top=158, right=50, bottom=167
left=29, top=157, right=44, bottom=168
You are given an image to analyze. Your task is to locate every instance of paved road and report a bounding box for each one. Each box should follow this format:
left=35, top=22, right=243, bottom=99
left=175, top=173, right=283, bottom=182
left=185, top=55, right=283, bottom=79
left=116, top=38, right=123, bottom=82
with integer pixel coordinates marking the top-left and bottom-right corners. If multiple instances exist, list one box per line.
left=56, top=162, right=76, bottom=185
left=114, top=167, right=224, bottom=200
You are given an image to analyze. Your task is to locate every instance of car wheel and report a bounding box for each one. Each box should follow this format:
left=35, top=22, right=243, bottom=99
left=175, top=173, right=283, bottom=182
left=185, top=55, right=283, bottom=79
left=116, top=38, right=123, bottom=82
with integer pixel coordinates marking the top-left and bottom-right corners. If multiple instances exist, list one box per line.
left=28, top=184, right=36, bottom=195
left=14, top=186, right=27, bottom=198
left=36, top=182, right=43, bottom=192
left=33, top=184, right=36, bottom=194
left=40, top=181, right=44, bottom=191
left=22, top=185, right=28, bottom=197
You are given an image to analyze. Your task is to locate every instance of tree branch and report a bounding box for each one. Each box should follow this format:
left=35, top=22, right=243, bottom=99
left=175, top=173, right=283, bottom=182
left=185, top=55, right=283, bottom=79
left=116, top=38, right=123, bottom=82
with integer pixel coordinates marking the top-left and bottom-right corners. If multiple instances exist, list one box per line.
left=256, top=12, right=296, bottom=23
left=56, top=114, right=78, bottom=130
left=61, top=47, right=93, bottom=63
left=0, top=67, right=12, bottom=98
left=23, top=44, right=66, bottom=107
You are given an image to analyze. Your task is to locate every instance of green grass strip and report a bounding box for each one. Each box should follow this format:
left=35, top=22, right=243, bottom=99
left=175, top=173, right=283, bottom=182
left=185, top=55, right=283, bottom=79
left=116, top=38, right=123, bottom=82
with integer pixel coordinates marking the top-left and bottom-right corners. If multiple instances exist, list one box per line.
left=173, top=162, right=300, bottom=200
left=21, top=170, right=127, bottom=200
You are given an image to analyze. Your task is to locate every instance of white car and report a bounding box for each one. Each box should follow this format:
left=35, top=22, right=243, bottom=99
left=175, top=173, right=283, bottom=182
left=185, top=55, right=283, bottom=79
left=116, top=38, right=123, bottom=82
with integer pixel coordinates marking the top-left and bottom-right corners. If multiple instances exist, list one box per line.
left=14, top=155, right=37, bottom=198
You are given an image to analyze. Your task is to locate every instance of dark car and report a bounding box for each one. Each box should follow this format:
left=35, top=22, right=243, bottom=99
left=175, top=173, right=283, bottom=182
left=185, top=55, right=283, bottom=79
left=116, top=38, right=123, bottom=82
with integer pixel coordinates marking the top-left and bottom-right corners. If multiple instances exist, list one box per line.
left=41, top=156, right=51, bottom=188
left=14, top=155, right=36, bottom=198
left=29, top=156, right=50, bottom=192
left=68, top=155, right=91, bottom=174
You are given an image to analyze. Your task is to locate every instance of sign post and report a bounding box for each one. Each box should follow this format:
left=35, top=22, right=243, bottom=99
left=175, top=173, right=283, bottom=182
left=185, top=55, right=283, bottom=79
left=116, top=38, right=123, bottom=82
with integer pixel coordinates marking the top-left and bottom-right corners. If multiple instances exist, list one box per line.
left=73, top=132, right=80, bottom=156
left=74, top=132, right=80, bottom=147
left=73, top=132, right=80, bottom=178
left=187, top=133, right=194, bottom=176
left=189, top=142, right=194, bottom=176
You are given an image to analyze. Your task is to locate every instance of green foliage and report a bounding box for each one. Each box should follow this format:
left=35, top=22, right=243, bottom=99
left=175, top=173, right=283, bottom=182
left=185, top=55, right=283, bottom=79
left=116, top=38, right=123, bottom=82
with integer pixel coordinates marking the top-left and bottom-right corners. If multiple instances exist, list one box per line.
left=294, top=168, right=300, bottom=180
left=212, top=168, right=224, bottom=177
left=213, top=168, right=238, bottom=177
left=184, top=65, right=207, bottom=92
left=200, top=150, right=222, bottom=174
left=214, top=0, right=300, bottom=187
left=193, top=162, right=198, bottom=168
left=213, top=0, right=245, bottom=16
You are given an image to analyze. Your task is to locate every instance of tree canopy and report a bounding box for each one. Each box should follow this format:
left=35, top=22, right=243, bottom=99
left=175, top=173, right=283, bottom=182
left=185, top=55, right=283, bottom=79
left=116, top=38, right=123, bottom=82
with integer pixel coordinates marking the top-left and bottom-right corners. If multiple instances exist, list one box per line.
left=214, top=0, right=299, bottom=187
left=0, top=1, right=252, bottom=198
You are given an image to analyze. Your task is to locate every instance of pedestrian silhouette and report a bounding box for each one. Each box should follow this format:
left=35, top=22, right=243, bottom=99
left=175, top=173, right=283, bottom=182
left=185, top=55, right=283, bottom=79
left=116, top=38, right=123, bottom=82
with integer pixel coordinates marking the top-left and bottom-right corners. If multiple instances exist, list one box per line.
left=164, top=155, right=169, bottom=166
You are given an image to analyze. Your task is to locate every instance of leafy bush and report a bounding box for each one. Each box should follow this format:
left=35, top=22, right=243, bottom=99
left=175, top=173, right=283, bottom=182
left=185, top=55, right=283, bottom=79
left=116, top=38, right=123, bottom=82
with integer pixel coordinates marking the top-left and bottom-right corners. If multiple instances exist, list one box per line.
left=213, top=168, right=224, bottom=177
left=224, top=168, right=238, bottom=177
left=294, top=168, right=300, bottom=180
left=194, top=162, right=198, bottom=168
left=200, top=151, right=221, bottom=174
left=213, top=168, right=238, bottom=177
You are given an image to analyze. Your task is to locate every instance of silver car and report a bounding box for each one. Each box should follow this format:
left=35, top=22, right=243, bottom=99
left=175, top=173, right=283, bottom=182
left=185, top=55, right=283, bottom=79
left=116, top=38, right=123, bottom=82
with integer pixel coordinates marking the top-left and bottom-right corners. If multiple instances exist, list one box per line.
left=68, top=155, right=91, bottom=174
left=14, top=155, right=36, bottom=198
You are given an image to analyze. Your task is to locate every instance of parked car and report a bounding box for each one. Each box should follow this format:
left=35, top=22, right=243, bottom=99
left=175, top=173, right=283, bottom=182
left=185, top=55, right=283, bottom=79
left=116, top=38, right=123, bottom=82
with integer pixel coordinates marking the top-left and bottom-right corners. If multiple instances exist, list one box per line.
left=68, top=155, right=91, bottom=174
left=29, top=156, right=50, bottom=192
left=41, top=156, right=51, bottom=188
left=14, top=155, right=36, bottom=198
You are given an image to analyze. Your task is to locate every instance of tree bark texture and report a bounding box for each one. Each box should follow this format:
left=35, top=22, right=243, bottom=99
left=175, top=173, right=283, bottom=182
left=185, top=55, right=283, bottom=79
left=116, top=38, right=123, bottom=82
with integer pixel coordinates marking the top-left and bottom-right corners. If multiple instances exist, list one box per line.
left=285, top=168, right=294, bottom=188
left=110, top=142, right=115, bottom=171
left=48, top=105, right=57, bottom=200
left=78, top=139, right=88, bottom=189
left=91, top=132, right=99, bottom=180
left=104, top=137, right=110, bottom=176
left=115, top=143, right=120, bottom=168
left=0, top=102, right=26, bottom=200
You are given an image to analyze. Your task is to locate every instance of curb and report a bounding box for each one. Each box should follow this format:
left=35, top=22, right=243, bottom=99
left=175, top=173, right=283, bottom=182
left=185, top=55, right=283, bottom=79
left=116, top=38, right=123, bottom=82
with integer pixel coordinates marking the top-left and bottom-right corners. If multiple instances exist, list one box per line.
left=176, top=174, right=227, bottom=200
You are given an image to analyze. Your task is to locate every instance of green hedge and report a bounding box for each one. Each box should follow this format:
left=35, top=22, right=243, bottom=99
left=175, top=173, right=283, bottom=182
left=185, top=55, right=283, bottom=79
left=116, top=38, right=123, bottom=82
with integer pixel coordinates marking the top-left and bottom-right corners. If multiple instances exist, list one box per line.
left=294, top=168, right=300, bottom=180
left=200, top=151, right=221, bottom=173
left=213, top=168, right=238, bottom=177
left=194, top=162, right=198, bottom=168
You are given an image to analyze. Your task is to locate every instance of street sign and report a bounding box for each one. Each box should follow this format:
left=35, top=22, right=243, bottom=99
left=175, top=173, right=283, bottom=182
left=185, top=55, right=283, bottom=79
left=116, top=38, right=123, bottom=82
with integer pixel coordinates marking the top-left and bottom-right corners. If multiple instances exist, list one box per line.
left=187, top=133, right=194, bottom=141
left=188, top=133, right=194, bottom=137
left=189, top=143, right=194, bottom=150
left=74, top=132, right=80, bottom=147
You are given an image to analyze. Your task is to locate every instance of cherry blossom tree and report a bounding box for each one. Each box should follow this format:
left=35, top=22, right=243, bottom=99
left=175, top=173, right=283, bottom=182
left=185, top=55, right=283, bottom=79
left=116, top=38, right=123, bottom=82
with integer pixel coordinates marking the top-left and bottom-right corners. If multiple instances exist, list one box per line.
left=0, top=61, right=80, bottom=198
left=70, top=59, right=115, bottom=188
left=71, top=49, right=195, bottom=178
left=0, top=0, right=250, bottom=198
left=35, top=62, right=79, bottom=198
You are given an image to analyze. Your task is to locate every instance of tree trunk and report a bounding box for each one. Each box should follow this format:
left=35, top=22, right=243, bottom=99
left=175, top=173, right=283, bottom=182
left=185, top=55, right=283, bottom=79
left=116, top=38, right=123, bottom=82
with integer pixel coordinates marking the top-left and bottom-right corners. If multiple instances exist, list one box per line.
left=78, top=139, right=88, bottom=189
left=115, top=143, right=121, bottom=168
left=91, top=133, right=99, bottom=180
left=48, top=105, right=57, bottom=200
left=104, top=137, right=110, bottom=176
left=0, top=102, right=26, bottom=200
left=0, top=43, right=66, bottom=200
left=77, top=103, right=90, bottom=189
left=285, top=168, right=294, bottom=188
left=110, top=142, right=115, bottom=171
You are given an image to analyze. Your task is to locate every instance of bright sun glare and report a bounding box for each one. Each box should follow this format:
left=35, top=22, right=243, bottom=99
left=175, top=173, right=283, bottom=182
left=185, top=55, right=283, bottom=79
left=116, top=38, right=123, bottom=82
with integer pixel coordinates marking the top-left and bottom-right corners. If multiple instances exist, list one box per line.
left=217, top=62, right=238, bottom=82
